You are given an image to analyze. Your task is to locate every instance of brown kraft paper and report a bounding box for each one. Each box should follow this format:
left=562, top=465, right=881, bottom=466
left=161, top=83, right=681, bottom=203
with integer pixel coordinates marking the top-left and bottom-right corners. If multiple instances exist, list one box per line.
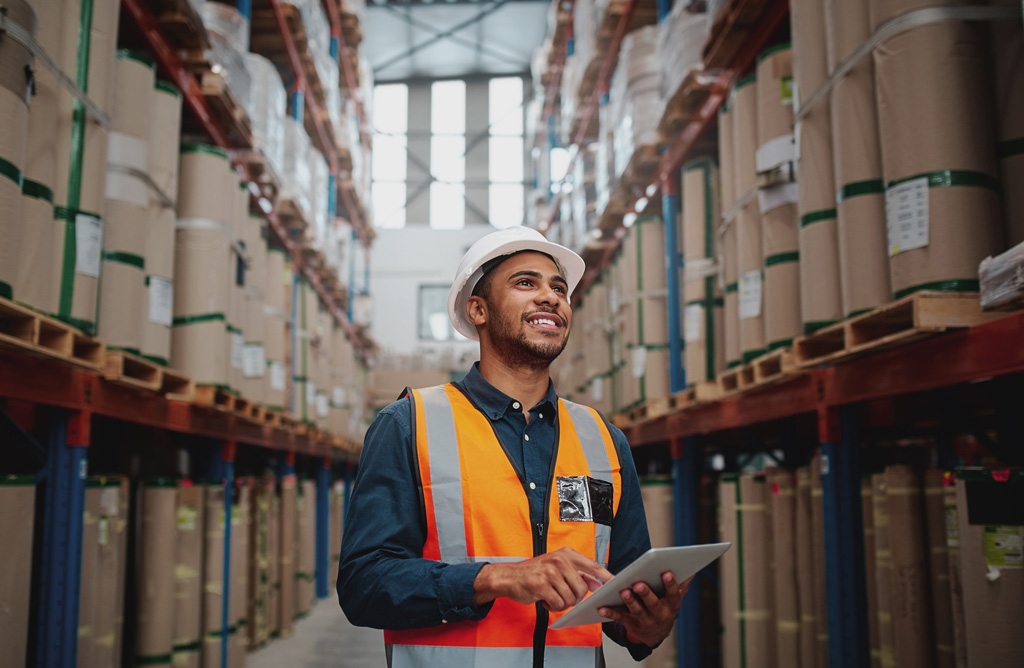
left=0, top=480, right=35, bottom=666
left=795, top=468, right=818, bottom=668
left=719, top=478, right=742, bottom=668
left=861, top=478, right=881, bottom=668
left=810, top=452, right=828, bottom=667
left=924, top=470, right=955, bottom=668
left=767, top=469, right=801, bottom=668
left=740, top=474, right=775, bottom=668
left=136, top=484, right=178, bottom=667
left=174, top=484, right=204, bottom=668
left=885, top=465, right=933, bottom=667
left=872, top=474, right=896, bottom=668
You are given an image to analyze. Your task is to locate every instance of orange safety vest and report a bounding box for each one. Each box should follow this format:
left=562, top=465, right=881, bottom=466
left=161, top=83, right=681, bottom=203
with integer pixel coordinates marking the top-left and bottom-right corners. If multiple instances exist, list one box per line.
left=384, top=384, right=623, bottom=668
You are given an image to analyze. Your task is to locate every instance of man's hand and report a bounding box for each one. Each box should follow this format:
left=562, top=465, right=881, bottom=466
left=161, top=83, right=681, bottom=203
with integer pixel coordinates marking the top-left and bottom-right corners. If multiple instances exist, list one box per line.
left=474, top=548, right=614, bottom=612
left=596, top=573, right=692, bottom=648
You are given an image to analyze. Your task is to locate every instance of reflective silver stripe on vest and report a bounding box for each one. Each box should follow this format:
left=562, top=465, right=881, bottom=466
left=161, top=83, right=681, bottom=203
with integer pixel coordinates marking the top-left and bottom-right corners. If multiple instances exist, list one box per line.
left=419, top=385, right=468, bottom=562
left=442, top=555, right=526, bottom=565
left=388, top=644, right=603, bottom=668
left=561, top=399, right=615, bottom=566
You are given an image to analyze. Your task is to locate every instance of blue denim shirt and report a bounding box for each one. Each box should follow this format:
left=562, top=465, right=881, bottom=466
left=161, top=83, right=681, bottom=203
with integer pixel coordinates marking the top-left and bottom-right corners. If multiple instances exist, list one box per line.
left=337, top=364, right=654, bottom=660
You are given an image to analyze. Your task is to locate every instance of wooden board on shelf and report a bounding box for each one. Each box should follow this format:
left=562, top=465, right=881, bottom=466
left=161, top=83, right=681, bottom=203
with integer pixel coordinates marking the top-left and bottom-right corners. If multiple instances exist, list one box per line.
left=597, top=0, right=659, bottom=53
left=0, top=297, right=105, bottom=371
left=233, top=149, right=281, bottom=208
left=657, top=70, right=719, bottom=143
left=103, top=350, right=162, bottom=392
left=673, top=381, right=723, bottom=411
left=161, top=367, right=195, bottom=401
left=794, top=291, right=1005, bottom=369
left=619, top=143, right=661, bottom=197
left=196, top=70, right=254, bottom=150
left=156, top=0, right=210, bottom=52
left=193, top=385, right=237, bottom=411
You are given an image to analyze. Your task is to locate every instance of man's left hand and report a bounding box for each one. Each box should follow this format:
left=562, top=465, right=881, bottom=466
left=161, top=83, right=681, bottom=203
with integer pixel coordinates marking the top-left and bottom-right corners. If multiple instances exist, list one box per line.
left=596, top=572, right=693, bottom=648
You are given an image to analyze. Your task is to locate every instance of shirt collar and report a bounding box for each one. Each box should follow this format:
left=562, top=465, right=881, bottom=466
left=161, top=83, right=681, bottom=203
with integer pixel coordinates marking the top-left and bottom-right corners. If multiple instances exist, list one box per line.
left=456, top=363, right=558, bottom=420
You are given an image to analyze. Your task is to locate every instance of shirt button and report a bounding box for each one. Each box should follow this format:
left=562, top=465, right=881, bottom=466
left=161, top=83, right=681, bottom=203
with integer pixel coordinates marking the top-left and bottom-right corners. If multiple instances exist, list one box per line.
left=442, top=619, right=449, bottom=624
left=512, top=402, right=520, bottom=409
left=538, top=413, right=543, bottom=419
left=524, top=434, right=530, bottom=442
left=529, top=482, right=536, bottom=490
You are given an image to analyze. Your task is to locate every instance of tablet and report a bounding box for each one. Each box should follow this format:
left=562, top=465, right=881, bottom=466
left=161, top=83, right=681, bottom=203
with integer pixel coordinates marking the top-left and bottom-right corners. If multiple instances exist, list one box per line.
left=548, top=542, right=731, bottom=630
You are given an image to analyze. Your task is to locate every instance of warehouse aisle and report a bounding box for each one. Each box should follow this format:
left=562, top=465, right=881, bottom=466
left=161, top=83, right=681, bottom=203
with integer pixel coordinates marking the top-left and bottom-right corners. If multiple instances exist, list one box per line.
left=246, top=599, right=385, bottom=668
left=245, top=596, right=644, bottom=668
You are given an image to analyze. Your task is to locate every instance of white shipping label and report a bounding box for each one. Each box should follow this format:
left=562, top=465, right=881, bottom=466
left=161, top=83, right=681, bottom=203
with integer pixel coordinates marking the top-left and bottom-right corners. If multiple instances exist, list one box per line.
left=177, top=506, right=197, bottom=532
left=270, top=361, right=286, bottom=391
left=306, top=381, right=316, bottom=405
left=609, top=285, right=619, bottom=314
left=98, top=516, right=110, bottom=546
left=317, top=393, right=329, bottom=418
left=243, top=343, right=265, bottom=379
left=632, top=346, right=647, bottom=379
left=684, top=304, right=704, bottom=343
left=885, top=178, right=929, bottom=256
left=739, top=271, right=763, bottom=320
left=99, top=488, right=120, bottom=515
left=231, top=332, right=244, bottom=369
left=591, top=376, right=604, bottom=402
left=75, top=214, right=103, bottom=278
left=148, top=277, right=173, bottom=326
left=333, top=386, right=345, bottom=406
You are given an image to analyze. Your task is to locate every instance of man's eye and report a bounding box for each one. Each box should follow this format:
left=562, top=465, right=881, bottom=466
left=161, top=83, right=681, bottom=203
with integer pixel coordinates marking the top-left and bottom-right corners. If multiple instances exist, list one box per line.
left=517, top=279, right=533, bottom=286
left=553, top=286, right=565, bottom=293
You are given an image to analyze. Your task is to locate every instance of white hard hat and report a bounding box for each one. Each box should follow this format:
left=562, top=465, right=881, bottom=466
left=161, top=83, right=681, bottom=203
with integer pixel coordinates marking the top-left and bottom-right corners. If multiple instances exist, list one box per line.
left=448, top=226, right=586, bottom=341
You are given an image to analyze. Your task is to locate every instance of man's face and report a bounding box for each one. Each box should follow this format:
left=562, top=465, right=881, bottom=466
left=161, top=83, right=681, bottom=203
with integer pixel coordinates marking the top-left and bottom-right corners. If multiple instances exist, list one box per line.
left=478, top=251, right=573, bottom=369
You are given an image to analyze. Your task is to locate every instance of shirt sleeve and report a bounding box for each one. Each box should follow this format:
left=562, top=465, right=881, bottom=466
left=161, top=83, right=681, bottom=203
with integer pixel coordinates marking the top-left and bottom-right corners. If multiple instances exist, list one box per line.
left=601, top=420, right=658, bottom=661
left=337, top=400, right=494, bottom=629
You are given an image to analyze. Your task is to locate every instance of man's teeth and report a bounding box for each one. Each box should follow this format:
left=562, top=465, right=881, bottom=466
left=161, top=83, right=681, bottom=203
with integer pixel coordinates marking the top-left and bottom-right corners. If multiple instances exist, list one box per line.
left=533, top=317, right=557, bottom=327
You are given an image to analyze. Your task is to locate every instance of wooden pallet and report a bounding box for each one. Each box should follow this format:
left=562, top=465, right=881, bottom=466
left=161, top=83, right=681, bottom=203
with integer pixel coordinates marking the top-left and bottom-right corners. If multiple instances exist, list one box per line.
left=597, top=0, right=659, bottom=53
left=193, top=386, right=237, bottom=411
left=619, top=143, right=661, bottom=196
left=196, top=70, right=253, bottom=150
left=156, top=0, right=209, bottom=51
left=102, top=351, right=197, bottom=400
left=276, top=197, right=310, bottom=240
left=672, top=381, right=723, bottom=411
left=626, top=395, right=673, bottom=424
left=0, top=297, right=105, bottom=370
left=794, top=291, right=1004, bottom=369
left=717, top=362, right=756, bottom=396
left=658, top=70, right=717, bottom=142
left=262, top=408, right=284, bottom=427
left=103, top=350, right=162, bottom=392
left=234, top=149, right=281, bottom=207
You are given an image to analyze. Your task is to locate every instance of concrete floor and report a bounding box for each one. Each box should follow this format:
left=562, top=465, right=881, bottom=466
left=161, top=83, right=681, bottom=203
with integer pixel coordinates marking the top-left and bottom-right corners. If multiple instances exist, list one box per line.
left=245, top=598, right=640, bottom=667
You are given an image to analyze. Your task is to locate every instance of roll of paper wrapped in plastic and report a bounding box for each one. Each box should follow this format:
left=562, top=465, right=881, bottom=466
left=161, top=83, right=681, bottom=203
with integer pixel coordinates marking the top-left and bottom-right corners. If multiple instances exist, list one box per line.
left=792, top=0, right=842, bottom=332
left=0, top=0, right=35, bottom=303
left=281, top=118, right=313, bottom=222
left=657, top=4, right=709, bottom=100
left=99, top=50, right=155, bottom=353
left=244, top=54, right=287, bottom=178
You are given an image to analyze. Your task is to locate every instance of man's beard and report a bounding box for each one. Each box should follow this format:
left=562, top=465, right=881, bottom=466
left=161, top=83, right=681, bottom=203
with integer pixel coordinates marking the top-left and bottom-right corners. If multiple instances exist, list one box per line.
left=488, top=303, right=568, bottom=370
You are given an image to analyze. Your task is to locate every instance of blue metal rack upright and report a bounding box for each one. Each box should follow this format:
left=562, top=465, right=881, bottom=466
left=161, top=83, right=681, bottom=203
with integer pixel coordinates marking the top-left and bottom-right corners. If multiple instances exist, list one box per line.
left=35, top=408, right=89, bottom=668
left=315, top=459, right=331, bottom=599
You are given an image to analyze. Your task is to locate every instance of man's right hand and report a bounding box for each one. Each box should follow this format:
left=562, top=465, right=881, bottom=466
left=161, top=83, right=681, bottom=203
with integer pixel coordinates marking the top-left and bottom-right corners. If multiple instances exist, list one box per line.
left=473, top=548, right=614, bottom=612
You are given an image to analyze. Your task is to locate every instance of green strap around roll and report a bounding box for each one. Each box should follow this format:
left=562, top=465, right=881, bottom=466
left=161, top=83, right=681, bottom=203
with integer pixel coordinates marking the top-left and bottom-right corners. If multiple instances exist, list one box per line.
left=101, top=250, right=145, bottom=270
left=141, top=354, right=168, bottom=366
left=154, top=79, right=181, bottom=99
left=742, top=348, right=767, bottom=364
left=732, top=479, right=748, bottom=668
left=22, top=178, right=54, bottom=203
left=172, top=312, right=225, bottom=326
left=804, top=320, right=837, bottom=335
left=0, top=281, right=11, bottom=300
left=134, top=653, right=172, bottom=666
left=768, top=338, right=793, bottom=351
left=0, top=156, right=23, bottom=187
left=108, top=345, right=141, bottom=356
left=996, top=137, right=1024, bottom=160
left=886, top=169, right=1000, bottom=192
left=180, top=143, right=229, bottom=160
left=116, top=49, right=155, bottom=69
left=893, top=279, right=980, bottom=301
left=726, top=282, right=739, bottom=294
left=837, top=179, right=885, bottom=202
left=765, top=251, right=800, bottom=267
left=800, top=208, right=836, bottom=229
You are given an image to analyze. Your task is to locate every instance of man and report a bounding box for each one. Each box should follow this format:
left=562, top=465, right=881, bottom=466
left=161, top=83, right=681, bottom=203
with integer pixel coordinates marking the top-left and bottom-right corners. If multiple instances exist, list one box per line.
left=338, top=226, right=689, bottom=667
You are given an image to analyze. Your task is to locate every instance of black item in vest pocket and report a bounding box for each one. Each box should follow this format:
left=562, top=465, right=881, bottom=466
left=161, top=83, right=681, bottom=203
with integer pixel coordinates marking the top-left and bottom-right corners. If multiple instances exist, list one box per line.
left=557, top=476, right=613, bottom=526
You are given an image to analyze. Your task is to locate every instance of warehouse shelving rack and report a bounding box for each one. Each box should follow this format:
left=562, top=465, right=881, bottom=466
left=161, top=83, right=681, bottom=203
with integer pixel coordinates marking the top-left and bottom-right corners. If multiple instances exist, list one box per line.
left=537, top=0, right=1024, bottom=667
left=6, top=2, right=372, bottom=666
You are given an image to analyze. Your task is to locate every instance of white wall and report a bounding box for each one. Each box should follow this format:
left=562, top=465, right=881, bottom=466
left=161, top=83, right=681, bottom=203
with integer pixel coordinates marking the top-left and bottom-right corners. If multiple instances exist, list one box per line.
left=368, top=224, right=495, bottom=362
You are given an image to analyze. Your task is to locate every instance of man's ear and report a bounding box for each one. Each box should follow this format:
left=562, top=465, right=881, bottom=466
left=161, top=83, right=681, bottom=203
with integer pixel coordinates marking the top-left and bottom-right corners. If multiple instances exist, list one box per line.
left=466, top=296, right=487, bottom=327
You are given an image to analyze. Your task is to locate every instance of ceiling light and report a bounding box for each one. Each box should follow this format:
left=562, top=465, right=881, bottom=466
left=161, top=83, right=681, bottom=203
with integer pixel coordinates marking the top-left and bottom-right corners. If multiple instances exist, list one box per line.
left=623, top=213, right=637, bottom=228
left=635, top=197, right=648, bottom=212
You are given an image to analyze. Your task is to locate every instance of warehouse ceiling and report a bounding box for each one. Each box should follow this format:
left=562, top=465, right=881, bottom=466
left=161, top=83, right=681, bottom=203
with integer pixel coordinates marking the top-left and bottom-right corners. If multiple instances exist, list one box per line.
left=363, top=0, right=550, bottom=82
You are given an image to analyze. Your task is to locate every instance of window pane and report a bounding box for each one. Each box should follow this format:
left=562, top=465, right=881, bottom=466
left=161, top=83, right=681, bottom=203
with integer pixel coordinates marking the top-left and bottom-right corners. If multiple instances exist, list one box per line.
left=372, top=134, right=408, bottom=181
left=489, top=184, right=524, bottom=230
left=419, top=285, right=454, bottom=341
left=489, top=137, right=524, bottom=183
left=489, top=77, right=524, bottom=136
left=431, top=136, right=466, bottom=183
left=430, top=182, right=465, bottom=230
left=431, top=80, right=466, bottom=135
left=373, top=84, right=408, bottom=134
left=372, top=182, right=407, bottom=229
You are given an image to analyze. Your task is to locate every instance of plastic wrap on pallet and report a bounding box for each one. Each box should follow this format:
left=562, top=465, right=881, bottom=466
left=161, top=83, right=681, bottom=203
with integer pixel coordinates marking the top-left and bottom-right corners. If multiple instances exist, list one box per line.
left=707, top=0, right=729, bottom=28
left=657, top=5, right=708, bottom=100
left=341, top=0, right=366, bottom=23
left=574, top=0, right=600, bottom=80
left=571, top=144, right=598, bottom=248
left=282, top=118, right=313, bottom=220
left=244, top=53, right=286, bottom=179
left=595, top=103, right=616, bottom=214
left=979, top=240, right=1024, bottom=311
left=310, top=147, right=330, bottom=248
left=560, top=55, right=581, bottom=145
left=201, top=2, right=248, bottom=52
left=610, top=26, right=661, bottom=179
left=203, top=30, right=252, bottom=113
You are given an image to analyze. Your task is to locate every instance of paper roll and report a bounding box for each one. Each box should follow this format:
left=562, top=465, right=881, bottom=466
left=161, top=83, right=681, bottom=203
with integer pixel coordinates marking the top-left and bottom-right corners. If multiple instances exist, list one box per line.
left=768, top=469, right=800, bottom=668
left=719, top=477, right=742, bottom=668
left=874, top=21, right=1003, bottom=297
left=755, top=45, right=795, bottom=174
left=740, top=474, right=776, bottom=668
left=136, top=483, right=178, bottom=666
left=0, top=478, right=35, bottom=667
left=795, top=468, right=818, bottom=668
left=827, top=0, right=891, bottom=317
left=992, top=10, right=1024, bottom=246
left=142, top=205, right=176, bottom=364
left=682, top=159, right=723, bottom=383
